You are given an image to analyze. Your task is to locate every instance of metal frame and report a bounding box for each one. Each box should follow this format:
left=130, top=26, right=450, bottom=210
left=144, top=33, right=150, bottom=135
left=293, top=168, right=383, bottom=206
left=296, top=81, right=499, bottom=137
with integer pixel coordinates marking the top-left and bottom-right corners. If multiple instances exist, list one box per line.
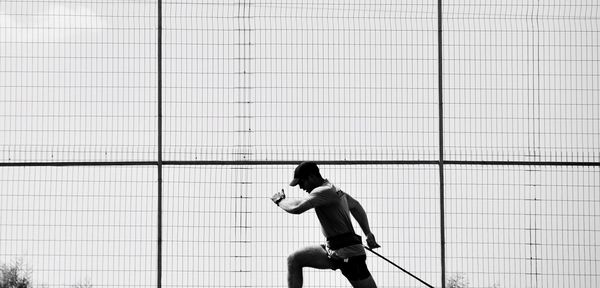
left=157, top=1, right=164, bottom=287
left=0, top=1, right=599, bottom=288
left=437, top=1, right=447, bottom=286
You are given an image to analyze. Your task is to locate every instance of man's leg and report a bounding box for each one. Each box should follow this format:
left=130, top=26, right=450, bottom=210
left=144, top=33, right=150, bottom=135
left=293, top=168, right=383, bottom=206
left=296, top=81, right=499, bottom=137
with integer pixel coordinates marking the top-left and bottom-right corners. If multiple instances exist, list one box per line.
left=341, top=255, right=377, bottom=288
left=287, top=245, right=334, bottom=288
left=349, top=275, right=377, bottom=288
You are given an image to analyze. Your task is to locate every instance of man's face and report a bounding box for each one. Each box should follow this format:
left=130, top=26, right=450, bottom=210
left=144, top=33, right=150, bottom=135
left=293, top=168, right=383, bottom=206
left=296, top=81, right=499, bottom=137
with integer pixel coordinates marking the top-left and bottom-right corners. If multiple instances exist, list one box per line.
left=297, top=175, right=317, bottom=193
left=297, top=178, right=308, bottom=192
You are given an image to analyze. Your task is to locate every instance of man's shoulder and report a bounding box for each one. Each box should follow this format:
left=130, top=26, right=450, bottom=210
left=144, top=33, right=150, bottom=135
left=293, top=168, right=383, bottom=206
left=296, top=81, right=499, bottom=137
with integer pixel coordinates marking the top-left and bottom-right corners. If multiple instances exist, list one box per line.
left=308, top=183, right=341, bottom=207
left=311, top=181, right=338, bottom=195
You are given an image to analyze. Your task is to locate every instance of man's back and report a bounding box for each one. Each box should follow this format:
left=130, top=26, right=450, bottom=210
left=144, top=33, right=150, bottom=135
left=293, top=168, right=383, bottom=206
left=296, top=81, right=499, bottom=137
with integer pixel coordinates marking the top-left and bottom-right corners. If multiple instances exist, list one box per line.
left=308, top=181, right=355, bottom=238
left=308, top=181, right=366, bottom=259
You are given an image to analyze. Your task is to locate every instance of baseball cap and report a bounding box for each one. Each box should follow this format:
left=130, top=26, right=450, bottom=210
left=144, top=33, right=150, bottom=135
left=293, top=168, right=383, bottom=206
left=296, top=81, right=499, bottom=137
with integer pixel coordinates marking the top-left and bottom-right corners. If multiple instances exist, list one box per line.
left=289, top=161, right=319, bottom=186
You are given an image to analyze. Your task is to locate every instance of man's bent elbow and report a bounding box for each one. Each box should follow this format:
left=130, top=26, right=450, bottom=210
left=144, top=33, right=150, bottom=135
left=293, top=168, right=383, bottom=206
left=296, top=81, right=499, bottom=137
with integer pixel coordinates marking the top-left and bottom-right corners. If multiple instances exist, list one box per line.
left=289, top=208, right=304, bottom=215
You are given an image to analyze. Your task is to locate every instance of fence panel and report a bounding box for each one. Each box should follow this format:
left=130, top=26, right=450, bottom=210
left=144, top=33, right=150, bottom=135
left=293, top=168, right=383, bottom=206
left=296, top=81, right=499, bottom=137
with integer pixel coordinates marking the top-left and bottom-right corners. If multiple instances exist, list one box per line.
left=161, top=1, right=439, bottom=162
left=162, top=164, right=441, bottom=288
left=0, top=166, right=157, bottom=288
left=445, top=165, right=600, bottom=288
left=443, top=1, right=600, bottom=162
left=0, top=1, right=158, bottom=163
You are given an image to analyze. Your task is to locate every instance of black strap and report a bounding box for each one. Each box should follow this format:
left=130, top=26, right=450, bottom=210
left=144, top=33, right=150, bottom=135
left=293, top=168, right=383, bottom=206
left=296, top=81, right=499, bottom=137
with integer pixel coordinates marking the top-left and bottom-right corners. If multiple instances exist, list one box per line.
left=327, top=232, right=362, bottom=250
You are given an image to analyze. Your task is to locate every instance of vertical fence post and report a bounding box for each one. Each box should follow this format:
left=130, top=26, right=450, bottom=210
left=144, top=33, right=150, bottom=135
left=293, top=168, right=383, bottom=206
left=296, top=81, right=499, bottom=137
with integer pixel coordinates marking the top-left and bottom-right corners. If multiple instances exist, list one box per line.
left=157, top=0, right=164, bottom=288
left=437, top=0, right=447, bottom=287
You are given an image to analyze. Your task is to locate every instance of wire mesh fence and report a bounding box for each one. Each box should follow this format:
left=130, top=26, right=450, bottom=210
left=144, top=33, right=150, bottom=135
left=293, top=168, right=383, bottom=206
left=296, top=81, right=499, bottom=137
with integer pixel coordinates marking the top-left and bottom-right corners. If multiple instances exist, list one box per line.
left=161, top=164, right=440, bottom=287
left=0, top=166, right=158, bottom=288
left=443, top=0, right=599, bottom=163
left=445, top=165, right=600, bottom=288
left=0, top=1, right=599, bottom=288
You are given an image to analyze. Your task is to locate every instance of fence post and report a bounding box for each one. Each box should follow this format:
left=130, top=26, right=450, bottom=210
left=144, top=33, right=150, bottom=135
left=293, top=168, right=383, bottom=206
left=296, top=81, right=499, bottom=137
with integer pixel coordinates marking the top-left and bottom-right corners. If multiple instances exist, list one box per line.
left=437, top=0, right=447, bottom=288
left=157, top=0, right=164, bottom=288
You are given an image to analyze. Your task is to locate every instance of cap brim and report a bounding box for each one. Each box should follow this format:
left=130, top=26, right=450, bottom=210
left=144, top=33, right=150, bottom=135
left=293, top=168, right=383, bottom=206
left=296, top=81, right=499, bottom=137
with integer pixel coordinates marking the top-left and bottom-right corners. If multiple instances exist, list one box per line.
left=289, top=178, right=300, bottom=186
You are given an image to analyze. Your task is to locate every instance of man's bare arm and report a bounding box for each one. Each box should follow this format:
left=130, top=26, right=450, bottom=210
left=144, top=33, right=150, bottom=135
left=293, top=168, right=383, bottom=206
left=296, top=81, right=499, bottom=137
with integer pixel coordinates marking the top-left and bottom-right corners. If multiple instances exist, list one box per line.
left=347, top=194, right=381, bottom=248
left=278, top=198, right=315, bottom=215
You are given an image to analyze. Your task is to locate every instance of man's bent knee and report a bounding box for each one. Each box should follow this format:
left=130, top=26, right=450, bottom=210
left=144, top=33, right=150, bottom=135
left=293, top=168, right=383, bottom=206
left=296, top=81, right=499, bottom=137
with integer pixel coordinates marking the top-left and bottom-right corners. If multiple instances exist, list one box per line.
left=287, top=252, right=302, bottom=270
left=287, top=246, right=333, bottom=270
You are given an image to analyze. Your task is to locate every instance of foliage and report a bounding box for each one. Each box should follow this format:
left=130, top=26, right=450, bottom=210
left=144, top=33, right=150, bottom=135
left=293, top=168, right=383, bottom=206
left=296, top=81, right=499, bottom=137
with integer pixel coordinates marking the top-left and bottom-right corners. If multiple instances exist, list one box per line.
left=0, top=260, right=32, bottom=288
left=446, top=274, right=469, bottom=288
left=1, top=260, right=93, bottom=288
left=71, top=279, right=93, bottom=288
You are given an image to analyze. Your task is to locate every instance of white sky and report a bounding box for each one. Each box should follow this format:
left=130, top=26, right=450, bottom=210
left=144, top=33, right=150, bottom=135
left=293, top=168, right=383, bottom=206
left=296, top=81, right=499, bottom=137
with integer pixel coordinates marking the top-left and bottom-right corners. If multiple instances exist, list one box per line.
left=0, top=1, right=599, bottom=288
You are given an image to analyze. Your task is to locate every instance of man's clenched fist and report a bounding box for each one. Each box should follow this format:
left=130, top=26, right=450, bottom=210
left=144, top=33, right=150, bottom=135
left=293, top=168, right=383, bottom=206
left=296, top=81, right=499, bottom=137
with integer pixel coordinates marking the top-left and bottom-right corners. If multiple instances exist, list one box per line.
left=271, top=189, right=286, bottom=205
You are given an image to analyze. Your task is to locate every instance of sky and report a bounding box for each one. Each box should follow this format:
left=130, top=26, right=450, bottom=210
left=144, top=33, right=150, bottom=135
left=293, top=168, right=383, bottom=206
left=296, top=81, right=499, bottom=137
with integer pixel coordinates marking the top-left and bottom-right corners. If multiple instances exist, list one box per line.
left=0, top=1, right=599, bottom=288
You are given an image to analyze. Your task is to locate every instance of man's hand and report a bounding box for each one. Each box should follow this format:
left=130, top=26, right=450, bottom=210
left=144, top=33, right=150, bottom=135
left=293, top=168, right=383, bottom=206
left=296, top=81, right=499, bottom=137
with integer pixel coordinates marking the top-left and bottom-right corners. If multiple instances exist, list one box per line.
left=271, top=189, right=286, bottom=205
left=366, top=233, right=381, bottom=249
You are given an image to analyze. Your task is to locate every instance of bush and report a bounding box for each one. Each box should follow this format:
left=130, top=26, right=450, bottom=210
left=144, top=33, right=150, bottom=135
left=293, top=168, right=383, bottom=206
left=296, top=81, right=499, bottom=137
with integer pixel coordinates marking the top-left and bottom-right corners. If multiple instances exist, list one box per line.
left=0, top=260, right=32, bottom=288
left=447, top=274, right=469, bottom=288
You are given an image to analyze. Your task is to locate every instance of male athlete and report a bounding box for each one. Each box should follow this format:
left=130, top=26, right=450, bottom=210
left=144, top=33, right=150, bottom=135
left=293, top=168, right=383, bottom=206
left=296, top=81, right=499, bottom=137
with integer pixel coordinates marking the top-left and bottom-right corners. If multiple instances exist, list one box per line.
left=271, top=162, right=380, bottom=288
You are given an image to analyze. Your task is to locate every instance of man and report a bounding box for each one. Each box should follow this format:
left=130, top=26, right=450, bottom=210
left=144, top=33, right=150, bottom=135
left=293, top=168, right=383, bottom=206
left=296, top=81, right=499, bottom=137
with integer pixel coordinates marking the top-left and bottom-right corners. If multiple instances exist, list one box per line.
left=271, top=161, right=380, bottom=288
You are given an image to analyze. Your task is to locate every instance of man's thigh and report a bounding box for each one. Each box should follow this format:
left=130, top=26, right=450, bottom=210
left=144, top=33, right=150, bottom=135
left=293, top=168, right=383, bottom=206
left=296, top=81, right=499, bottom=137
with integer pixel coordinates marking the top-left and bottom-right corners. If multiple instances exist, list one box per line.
left=338, top=255, right=373, bottom=284
left=289, top=245, right=334, bottom=270
left=349, top=276, right=377, bottom=288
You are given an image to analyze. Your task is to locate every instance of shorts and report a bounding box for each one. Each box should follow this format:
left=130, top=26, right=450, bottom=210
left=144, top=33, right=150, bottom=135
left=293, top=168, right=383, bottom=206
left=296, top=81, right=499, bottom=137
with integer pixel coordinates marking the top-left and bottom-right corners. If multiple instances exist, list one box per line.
left=320, top=245, right=372, bottom=281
